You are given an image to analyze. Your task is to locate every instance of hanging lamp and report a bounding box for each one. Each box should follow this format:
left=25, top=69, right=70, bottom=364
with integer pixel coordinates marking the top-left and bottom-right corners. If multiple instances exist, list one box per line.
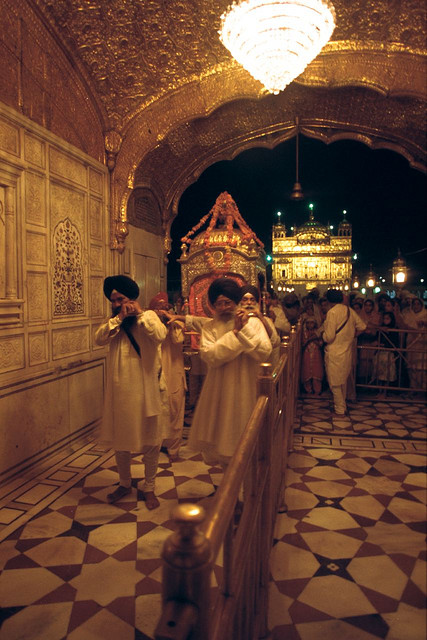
left=290, top=117, right=304, bottom=200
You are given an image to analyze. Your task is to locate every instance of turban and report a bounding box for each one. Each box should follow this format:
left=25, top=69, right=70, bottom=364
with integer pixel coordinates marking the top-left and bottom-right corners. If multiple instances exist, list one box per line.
left=283, top=293, right=300, bottom=308
left=208, top=277, right=241, bottom=306
left=326, top=289, right=343, bottom=304
left=103, top=275, right=139, bottom=300
left=240, top=284, right=259, bottom=303
left=148, top=292, right=169, bottom=310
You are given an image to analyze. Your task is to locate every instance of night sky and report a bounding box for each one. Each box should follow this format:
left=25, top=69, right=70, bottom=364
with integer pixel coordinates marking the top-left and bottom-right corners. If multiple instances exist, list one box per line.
left=168, top=136, right=426, bottom=292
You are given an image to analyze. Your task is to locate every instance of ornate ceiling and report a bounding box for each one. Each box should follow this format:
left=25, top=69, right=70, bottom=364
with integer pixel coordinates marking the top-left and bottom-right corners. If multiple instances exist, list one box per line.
left=33, top=0, right=426, bottom=231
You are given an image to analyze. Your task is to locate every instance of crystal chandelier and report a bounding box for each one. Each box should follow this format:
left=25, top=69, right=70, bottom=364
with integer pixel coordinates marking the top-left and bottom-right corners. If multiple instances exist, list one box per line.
left=219, top=0, right=336, bottom=94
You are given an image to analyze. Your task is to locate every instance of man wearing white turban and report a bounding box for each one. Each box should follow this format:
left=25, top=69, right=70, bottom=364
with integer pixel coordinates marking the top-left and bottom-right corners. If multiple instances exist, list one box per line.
left=188, top=277, right=272, bottom=466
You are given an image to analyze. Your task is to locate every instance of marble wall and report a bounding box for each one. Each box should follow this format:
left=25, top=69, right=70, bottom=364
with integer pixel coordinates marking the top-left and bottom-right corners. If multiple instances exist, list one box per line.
left=0, top=102, right=110, bottom=481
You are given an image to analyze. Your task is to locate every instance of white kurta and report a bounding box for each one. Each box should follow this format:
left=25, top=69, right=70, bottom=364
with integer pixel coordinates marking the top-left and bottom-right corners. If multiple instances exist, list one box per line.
left=188, top=316, right=272, bottom=460
left=160, top=320, right=187, bottom=438
left=323, top=304, right=366, bottom=386
left=94, top=310, right=167, bottom=451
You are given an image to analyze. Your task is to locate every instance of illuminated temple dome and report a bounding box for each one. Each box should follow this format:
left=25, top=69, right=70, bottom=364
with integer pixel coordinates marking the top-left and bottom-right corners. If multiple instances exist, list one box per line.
left=295, top=209, right=330, bottom=244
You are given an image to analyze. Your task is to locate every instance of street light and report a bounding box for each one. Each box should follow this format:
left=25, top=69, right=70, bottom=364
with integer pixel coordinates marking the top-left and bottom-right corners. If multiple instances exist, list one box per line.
left=392, top=249, right=408, bottom=286
left=366, top=264, right=376, bottom=289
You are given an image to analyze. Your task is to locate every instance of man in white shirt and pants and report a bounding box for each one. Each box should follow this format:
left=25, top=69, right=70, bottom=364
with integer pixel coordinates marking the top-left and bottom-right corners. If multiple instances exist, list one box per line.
left=323, top=289, right=366, bottom=416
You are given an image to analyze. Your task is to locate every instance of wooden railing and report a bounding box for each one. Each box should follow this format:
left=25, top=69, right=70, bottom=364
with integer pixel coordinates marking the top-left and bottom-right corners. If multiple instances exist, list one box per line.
left=155, top=324, right=301, bottom=640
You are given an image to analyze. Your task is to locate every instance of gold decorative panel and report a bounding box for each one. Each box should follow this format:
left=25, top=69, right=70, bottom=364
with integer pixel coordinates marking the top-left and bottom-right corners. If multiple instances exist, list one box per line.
left=24, top=133, right=46, bottom=168
left=50, top=183, right=85, bottom=232
left=28, top=331, right=48, bottom=366
left=0, top=335, right=25, bottom=373
left=49, top=147, right=87, bottom=188
left=0, top=0, right=106, bottom=161
left=52, top=326, right=89, bottom=359
left=26, top=231, right=47, bottom=266
left=89, top=197, right=103, bottom=241
left=26, top=272, right=49, bottom=323
left=25, top=172, right=46, bottom=227
left=89, top=277, right=104, bottom=318
left=89, top=168, right=103, bottom=194
left=52, top=218, right=84, bottom=317
left=90, top=245, right=104, bottom=273
left=0, top=117, right=19, bottom=156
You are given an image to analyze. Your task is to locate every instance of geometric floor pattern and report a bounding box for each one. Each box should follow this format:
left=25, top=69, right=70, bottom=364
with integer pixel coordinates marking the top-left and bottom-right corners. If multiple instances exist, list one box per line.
left=271, top=398, right=426, bottom=640
left=0, top=398, right=425, bottom=639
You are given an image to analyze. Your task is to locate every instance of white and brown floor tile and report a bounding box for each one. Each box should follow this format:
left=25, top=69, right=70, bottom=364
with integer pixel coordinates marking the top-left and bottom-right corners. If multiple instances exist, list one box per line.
left=0, top=398, right=425, bottom=639
left=269, top=398, right=426, bottom=640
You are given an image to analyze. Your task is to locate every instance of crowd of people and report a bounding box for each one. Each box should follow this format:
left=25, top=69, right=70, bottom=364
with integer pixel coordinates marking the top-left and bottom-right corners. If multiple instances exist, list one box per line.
left=293, top=288, right=427, bottom=401
left=95, top=275, right=426, bottom=508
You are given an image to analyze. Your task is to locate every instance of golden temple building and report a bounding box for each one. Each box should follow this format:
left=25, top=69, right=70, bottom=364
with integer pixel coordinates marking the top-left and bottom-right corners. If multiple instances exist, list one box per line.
left=272, top=207, right=352, bottom=295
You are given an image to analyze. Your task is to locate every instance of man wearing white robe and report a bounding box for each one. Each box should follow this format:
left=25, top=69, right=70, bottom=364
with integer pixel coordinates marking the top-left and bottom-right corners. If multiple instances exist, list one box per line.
left=95, top=275, right=167, bottom=508
left=188, top=278, right=272, bottom=466
left=323, top=289, right=366, bottom=416
left=240, top=284, right=281, bottom=367
left=149, top=292, right=187, bottom=462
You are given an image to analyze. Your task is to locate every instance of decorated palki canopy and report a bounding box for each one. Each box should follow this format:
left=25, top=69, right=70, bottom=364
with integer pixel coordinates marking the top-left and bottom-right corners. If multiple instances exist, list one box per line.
left=179, top=192, right=266, bottom=316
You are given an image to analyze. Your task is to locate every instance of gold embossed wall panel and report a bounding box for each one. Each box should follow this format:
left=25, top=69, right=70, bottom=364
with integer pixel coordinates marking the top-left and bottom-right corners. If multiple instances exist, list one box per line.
left=28, top=331, right=49, bottom=366
left=24, top=133, right=46, bottom=169
left=26, top=231, right=47, bottom=267
left=52, top=325, right=89, bottom=360
left=0, top=102, right=109, bottom=377
left=0, top=336, right=25, bottom=374
left=0, top=0, right=106, bottom=161
left=0, top=117, right=20, bottom=158
left=26, top=272, right=49, bottom=323
left=25, top=171, right=46, bottom=228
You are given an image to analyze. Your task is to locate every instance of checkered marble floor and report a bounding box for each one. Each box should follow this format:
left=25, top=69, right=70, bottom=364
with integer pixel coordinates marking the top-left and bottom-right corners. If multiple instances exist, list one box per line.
left=0, top=399, right=425, bottom=639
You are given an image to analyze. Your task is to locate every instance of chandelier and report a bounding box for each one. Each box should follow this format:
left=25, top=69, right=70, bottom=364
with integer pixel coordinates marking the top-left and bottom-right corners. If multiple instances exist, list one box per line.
left=219, top=0, right=336, bottom=94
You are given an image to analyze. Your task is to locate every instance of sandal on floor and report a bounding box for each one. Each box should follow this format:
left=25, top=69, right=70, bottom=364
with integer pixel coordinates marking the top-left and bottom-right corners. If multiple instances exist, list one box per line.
left=142, top=491, right=160, bottom=510
left=107, top=485, right=132, bottom=504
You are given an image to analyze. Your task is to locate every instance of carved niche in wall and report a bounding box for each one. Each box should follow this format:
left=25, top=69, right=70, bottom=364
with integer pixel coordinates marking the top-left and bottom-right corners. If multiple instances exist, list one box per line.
left=127, top=187, right=162, bottom=235
left=53, top=218, right=84, bottom=316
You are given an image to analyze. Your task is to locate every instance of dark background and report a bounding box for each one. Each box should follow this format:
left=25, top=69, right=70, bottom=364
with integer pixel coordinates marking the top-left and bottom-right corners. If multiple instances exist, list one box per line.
left=167, top=136, right=426, bottom=293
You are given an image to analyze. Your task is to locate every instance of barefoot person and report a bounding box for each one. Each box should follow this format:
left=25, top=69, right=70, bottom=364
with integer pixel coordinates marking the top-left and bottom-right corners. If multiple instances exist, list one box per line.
left=95, top=275, right=167, bottom=509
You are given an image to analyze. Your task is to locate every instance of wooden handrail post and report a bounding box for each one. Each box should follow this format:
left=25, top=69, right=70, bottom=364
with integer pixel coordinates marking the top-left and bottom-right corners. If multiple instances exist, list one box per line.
left=155, top=504, right=212, bottom=640
left=257, top=362, right=273, bottom=397
left=280, top=334, right=290, bottom=357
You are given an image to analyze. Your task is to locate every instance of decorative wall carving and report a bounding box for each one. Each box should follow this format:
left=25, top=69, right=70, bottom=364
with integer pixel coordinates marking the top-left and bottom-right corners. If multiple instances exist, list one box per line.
left=0, top=335, right=25, bottom=373
left=89, top=168, right=103, bottom=194
left=89, top=277, right=104, bottom=318
left=27, top=272, right=48, bottom=322
left=50, top=183, right=85, bottom=231
left=52, top=325, right=89, bottom=359
left=49, top=147, right=87, bottom=188
left=26, top=231, right=47, bottom=266
left=0, top=0, right=105, bottom=161
left=25, top=172, right=46, bottom=227
left=28, top=331, right=48, bottom=365
left=127, top=187, right=162, bottom=234
left=53, top=218, right=84, bottom=316
left=89, top=197, right=103, bottom=240
left=0, top=117, right=19, bottom=156
left=24, top=133, right=46, bottom=168
left=90, top=245, right=103, bottom=272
